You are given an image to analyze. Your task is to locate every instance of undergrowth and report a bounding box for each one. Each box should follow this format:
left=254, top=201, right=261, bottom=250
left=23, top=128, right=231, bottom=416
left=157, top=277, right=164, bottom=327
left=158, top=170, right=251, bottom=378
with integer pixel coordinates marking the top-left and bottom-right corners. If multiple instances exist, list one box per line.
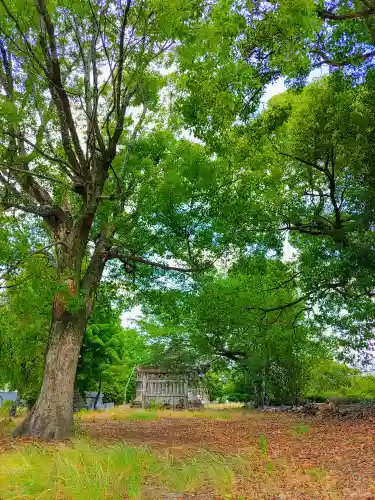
left=0, top=437, right=336, bottom=499
left=0, top=440, right=254, bottom=499
left=77, top=407, right=245, bottom=422
left=0, top=417, right=15, bottom=439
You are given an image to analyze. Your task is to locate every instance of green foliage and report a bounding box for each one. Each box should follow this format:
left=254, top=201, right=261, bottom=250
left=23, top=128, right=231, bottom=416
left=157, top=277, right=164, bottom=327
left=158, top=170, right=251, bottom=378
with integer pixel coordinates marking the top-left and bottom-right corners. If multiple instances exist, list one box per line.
left=102, top=382, right=124, bottom=406
left=222, top=73, right=375, bottom=355
left=148, top=400, right=164, bottom=410
left=258, top=435, right=268, bottom=458
left=0, top=256, right=55, bottom=399
left=1, top=0, right=375, bottom=429
left=293, top=424, right=310, bottom=437
left=1, top=400, right=13, bottom=410
left=305, top=360, right=375, bottom=401
left=202, top=370, right=225, bottom=401
left=225, top=394, right=248, bottom=403
left=142, top=253, right=328, bottom=406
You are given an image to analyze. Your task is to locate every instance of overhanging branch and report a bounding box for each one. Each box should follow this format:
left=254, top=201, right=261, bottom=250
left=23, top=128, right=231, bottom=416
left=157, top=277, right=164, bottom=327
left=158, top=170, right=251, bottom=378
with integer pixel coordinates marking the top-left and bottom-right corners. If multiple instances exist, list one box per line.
left=246, top=295, right=308, bottom=313
left=10, top=241, right=67, bottom=269
left=319, top=8, right=375, bottom=21
left=108, top=251, right=214, bottom=273
left=311, top=48, right=375, bottom=67
left=4, top=131, right=72, bottom=170
left=1, top=201, right=67, bottom=220
left=274, top=146, right=328, bottom=175
left=0, top=164, right=68, bottom=186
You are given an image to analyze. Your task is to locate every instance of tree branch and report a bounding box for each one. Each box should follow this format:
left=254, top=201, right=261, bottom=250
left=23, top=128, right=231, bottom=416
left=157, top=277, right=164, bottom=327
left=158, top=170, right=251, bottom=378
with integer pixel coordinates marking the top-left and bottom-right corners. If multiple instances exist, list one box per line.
left=121, top=102, right=148, bottom=183
left=11, top=241, right=67, bottom=269
left=0, top=172, right=21, bottom=198
left=36, top=0, right=87, bottom=174
left=292, top=307, right=309, bottom=326
left=281, top=223, right=325, bottom=236
left=246, top=295, right=308, bottom=313
left=275, top=147, right=328, bottom=175
left=116, top=0, right=132, bottom=119
left=1, top=201, right=67, bottom=220
left=311, top=48, right=375, bottom=67
left=108, top=252, right=214, bottom=273
left=328, top=146, right=342, bottom=228
left=217, top=349, right=246, bottom=361
left=0, top=164, right=68, bottom=186
left=319, top=8, right=375, bottom=21
left=261, top=271, right=301, bottom=292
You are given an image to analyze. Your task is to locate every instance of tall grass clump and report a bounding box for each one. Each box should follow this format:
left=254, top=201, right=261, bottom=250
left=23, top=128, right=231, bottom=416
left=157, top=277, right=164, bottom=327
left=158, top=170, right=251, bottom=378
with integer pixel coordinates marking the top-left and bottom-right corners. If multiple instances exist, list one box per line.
left=0, top=441, right=157, bottom=499
left=0, top=440, right=250, bottom=499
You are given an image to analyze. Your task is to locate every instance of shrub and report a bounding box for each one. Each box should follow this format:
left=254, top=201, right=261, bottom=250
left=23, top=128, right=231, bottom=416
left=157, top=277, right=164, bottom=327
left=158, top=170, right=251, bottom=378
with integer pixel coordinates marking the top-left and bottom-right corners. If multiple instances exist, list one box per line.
left=225, top=393, right=248, bottom=402
left=304, top=392, right=375, bottom=404
left=303, top=394, right=328, bottom=403
left=102, top=382, right=124, bottom=405
left=0, top=400, right=14, bottom=416
left=148, top=400, right=164, bottom=410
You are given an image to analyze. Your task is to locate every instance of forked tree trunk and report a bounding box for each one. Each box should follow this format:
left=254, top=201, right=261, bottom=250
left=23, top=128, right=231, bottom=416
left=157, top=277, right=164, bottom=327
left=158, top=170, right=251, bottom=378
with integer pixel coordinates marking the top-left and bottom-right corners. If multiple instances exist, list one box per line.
left=13, top=309, right=87, bottom=440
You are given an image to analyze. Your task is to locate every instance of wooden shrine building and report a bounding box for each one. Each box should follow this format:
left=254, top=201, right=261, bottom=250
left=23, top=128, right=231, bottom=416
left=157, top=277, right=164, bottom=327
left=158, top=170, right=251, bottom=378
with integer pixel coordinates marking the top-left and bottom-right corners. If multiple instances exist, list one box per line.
left=133, top=366, right=208, bottom=409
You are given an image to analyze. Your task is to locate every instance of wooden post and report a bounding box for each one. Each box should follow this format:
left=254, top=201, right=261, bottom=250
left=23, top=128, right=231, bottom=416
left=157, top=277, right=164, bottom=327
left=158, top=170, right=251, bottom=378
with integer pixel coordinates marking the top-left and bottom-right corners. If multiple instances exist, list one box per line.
left=184, top=377, right=188, bottom=409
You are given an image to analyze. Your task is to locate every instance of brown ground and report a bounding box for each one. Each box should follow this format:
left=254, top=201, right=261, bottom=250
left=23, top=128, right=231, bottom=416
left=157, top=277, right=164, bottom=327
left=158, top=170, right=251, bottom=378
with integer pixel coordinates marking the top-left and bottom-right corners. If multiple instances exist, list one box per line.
left=82, top=412, right=375, bottom=499
left=2, top=412, right=375, bottom=498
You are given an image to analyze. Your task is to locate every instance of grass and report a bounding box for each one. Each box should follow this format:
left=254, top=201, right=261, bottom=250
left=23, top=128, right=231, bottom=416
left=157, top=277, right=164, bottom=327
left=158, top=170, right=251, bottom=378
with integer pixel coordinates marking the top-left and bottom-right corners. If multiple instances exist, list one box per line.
left=0, top=410, right=269, bottom=499
left=76, top=409, right=158, bottom=422
left=0, top=417, right=16, bottom=439
left=258, top=434, right=268, bottom=458
left=306, top=466, right=327, bottom=480
left=0, top=439, right=254, bottom=499
left=77, top=406, right=247, bottom=422
left=0, top=408, right=366, bottom=498
left=292, top=423, right=310, bottom=437
left=204, top=402, right=244, bottom=409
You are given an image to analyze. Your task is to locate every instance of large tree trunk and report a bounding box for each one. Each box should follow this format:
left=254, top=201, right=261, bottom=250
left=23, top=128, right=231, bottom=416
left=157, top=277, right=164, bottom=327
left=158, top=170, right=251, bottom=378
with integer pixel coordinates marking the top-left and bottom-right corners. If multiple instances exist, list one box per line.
left=13, top=220, right=106, bottom=440
left=13, top=310, right=86, bottom=440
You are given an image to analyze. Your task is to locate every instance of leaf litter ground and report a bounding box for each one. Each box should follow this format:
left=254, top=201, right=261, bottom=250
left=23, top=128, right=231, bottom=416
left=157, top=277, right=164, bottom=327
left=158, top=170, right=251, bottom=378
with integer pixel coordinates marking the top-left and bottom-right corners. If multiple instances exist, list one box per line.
left=82, top=410, right=375, bottom=499
left=1, top=410, right=375, bottom=499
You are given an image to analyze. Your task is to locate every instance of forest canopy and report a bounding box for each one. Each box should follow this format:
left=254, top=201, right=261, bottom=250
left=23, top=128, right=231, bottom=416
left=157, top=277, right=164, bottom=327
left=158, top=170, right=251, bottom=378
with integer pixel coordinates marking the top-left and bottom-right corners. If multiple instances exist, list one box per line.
left=1, top=0, right=375, bottom=439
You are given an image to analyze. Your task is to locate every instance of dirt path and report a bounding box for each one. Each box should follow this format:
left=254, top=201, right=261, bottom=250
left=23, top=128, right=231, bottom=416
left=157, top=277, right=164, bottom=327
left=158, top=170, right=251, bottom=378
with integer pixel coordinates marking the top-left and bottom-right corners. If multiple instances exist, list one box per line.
left=83, top=413, right=375, bottom=498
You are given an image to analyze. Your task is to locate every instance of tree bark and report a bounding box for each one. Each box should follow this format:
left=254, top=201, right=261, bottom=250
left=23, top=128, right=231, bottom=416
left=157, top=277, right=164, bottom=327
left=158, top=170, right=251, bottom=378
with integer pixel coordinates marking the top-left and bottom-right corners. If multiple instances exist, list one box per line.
left=13, top=309, right=86, bottom=440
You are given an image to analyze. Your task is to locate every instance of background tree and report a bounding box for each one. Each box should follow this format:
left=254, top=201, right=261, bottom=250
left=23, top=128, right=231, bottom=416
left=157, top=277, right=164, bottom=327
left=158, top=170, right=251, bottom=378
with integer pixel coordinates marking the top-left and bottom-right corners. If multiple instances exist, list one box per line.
left=173, top=1, right=375, bottom=348
left=78, top=288, right=151, bottom=405
left=141, top=254, right=327, bottom=406
left=175, top=0, right=375, bottom=142
left=0, top=256, right=52, bottom=407
left=245, top=75, right=375, bottom=353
